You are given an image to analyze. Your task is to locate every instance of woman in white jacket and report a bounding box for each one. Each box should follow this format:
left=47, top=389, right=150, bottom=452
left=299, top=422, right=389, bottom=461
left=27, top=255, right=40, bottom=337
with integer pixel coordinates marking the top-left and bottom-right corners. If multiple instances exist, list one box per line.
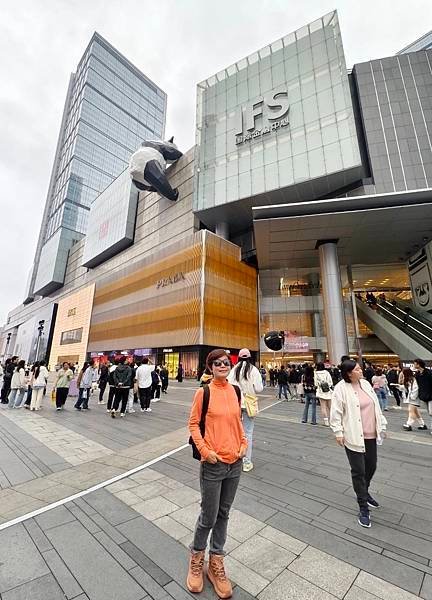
left=330, top=360, right=387, bottom=529
left=314, top=363, right=333, bottom=426
left=227, top=348, right=263, bottom=472
left=30, top=360, right=49, bottom=411
left=8, top=360, right=28, bottom=408
left=399, top=368, right=427, bottom=431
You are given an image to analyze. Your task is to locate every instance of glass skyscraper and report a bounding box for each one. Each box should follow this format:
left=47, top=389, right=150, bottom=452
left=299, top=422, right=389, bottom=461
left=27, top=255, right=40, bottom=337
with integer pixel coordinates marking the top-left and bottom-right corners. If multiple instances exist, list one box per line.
left=398, top=30, right=432, bottom=54
left=28, top=32, right=166, bottom=298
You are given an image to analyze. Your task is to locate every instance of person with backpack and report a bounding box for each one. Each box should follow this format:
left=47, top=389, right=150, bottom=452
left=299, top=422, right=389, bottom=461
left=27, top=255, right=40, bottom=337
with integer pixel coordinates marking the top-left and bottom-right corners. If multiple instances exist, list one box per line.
left=301, top=365, right=317, bottom=425
left=315, top=362, right=333, bottom=426
left=151, top=366, right=161, bottom=403
left=187, top=349, right=247, bottom=599
left=111, top=356, right=133, bottom=418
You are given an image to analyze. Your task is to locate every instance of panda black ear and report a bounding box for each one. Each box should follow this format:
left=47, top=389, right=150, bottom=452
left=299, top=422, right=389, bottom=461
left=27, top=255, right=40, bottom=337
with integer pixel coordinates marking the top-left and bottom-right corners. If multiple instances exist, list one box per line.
left=168, top=136, right=174, bottom=143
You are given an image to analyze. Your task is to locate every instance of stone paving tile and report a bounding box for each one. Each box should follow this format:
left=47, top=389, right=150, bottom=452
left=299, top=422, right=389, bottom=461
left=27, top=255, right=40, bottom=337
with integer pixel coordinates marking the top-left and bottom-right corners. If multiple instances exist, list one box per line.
left=129, top=468, right=166, bottom=483
left=42, top=547, right=83, bottom=599
left=129, top=481, right=171, bottom=500
left=421, top=574, right=432, bottom=600
left=227, top=509, right=266, bottom=543
left=222, top=556, right=269, bottom=597
left=133, top=496, right=180, bottom=521
left=161, top=485, right=201, bottom=507
left=120, top=541, right=172, bottom=585
left=112, top=488, right=142, bottom=506
left=84, top=488, right=139, bottom=525
left=94, top=530, right=137, bottom=571
left=2, top=573, right=65, bottom=600
left=257, top=569, right=337, bottom=600
left=22, top=519, right=52, bottom=553
left=153, top=515, right=192, bottom=540
left=106, top=478, right=140, bottom=492
left=288, top=546, right=360, bottom=598
left=165, top=502, right=201, bottom=530
left=35, top=505, right=76, bottom=531
left=128, top=566, right=171, bottom=600
left=258, top=525, right=308, bottom=555
left=230, top=534, right=296, bottom=580
left=345, top=586, right=384, bottom=599
left=355, top=571, right=422, bottom=599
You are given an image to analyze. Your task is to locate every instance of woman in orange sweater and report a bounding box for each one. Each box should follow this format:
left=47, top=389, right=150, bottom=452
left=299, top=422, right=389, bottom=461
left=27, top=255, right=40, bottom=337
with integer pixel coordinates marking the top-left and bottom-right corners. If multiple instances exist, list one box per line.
left=187, top=349, right=247, bottom=599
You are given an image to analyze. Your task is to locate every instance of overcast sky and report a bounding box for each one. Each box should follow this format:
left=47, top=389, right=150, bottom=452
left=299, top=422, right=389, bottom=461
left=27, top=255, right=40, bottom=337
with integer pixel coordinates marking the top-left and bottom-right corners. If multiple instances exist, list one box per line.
left=0, top=0, right=430, bottom=324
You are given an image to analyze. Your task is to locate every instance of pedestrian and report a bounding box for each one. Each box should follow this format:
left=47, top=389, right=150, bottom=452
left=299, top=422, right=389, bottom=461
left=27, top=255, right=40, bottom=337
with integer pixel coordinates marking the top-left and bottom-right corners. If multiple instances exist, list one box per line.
left=301, top=365, right=317, bottom=425
left=228, top=348, right=263, bottom=473
left=413, top=359, right=432, bottom=434
left=98, top=363, right=109, bottom=404
left=0, top=362, right=3, bottom=393
left=187, top=349, right=247, bottom=598
left=107, top=361, right=118, bottom=412
left=160, top=363, right=169, bottom=394
left=400, top=368, right=427, bottom=431
left=371, top=368, right=388, bottom=412
left=269, top=368, right=275, bottom=387
left=8, top=360, right=27, bottom=408
left=176, top=362, right=184, bottom=382
left=386, top=364, right=402, bottom=409
left=30, top=360, right=49, bottom=411
left=74, top=362, right=93, bottom=410
left=151, top=367, right=162, bottom=402
left=136, top=357, right=154, bottom=412
left=288, top=365, right=301, bottom=400
left=111, top=356, right=133, bottom=418
left=277, top=365, right=289, bottom=400
left=126, top=361, right=137, bottom=414
left=259, top=365, right=267, bottom=387
left=1, top=356, right=18, bottom=403
left=363, top=362, right=375, bottom=385
left=315, top=362, right=333, bottom=426
left=330, top=360, right=387, bottom=528
left=54, top=362, right=74, bottom=410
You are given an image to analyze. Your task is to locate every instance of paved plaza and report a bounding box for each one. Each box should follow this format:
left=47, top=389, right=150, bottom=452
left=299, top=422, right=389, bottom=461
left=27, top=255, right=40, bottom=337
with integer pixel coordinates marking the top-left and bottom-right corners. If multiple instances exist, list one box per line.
left=0, top=383, right=431, bottom=599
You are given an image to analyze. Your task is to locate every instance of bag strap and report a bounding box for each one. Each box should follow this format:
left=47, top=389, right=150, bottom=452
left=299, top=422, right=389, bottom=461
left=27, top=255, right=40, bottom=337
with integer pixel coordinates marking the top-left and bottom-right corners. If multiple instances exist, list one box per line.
left=199, top=384, right=211, bottom=436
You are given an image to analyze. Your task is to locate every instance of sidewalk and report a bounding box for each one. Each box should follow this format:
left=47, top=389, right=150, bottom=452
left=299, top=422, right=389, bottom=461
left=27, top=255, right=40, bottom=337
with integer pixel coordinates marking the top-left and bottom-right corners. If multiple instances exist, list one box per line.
left=0, top=384, right=431, bottom=599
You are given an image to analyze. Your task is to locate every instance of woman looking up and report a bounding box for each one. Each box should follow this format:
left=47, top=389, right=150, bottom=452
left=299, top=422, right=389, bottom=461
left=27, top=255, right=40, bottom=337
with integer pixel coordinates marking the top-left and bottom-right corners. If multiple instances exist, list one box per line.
left=187, top=349, right=247, bottom=599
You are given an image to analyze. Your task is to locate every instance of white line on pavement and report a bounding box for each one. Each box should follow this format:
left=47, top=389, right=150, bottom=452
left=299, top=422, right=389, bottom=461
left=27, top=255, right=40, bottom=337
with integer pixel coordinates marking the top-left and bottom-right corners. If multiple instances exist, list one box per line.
left=0, top=397, right=283, bottom=531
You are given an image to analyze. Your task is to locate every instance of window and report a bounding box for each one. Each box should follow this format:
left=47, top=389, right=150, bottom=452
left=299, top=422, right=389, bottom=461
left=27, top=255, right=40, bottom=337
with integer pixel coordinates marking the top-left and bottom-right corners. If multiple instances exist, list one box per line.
left=60, top=328, right=83, bottom=345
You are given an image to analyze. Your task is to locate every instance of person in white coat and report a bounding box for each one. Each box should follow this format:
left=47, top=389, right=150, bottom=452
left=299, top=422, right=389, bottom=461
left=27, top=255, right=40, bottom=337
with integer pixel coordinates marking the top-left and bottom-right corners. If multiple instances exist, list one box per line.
left=399, top=367, right=427, bottom=431
left=330, top=360, right=387, bottom=529
left=8, top=360, right=28, bottom=408
left=314, top=363, right=333, bottom=426
left=30, top=360, right=49, bottom=411
left=227, top=348, right=263, bottom=472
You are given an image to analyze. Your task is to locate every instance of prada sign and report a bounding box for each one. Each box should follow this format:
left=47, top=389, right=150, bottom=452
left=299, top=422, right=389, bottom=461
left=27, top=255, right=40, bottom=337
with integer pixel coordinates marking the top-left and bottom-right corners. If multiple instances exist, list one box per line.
left=156, top=272, right=186, bottom=289
left=235, top=90, right=289, bottom=145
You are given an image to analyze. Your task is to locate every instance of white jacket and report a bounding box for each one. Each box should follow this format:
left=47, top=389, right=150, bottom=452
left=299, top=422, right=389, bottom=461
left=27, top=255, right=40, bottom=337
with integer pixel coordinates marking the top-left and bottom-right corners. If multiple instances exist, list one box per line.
left=314, top=369, right=333, bottom=399
left=11, top=368, right=27, bottom=389
left=330, top=379, right=387, bottom=452
left=227, top=363, right=263, bottom=410
left=32, top=366, right=49, bottom=388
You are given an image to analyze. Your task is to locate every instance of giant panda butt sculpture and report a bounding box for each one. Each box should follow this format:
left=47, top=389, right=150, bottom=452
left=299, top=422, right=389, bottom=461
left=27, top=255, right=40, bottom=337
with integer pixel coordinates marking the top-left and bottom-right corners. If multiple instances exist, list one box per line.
left=129, top=137, right=183, bottom=201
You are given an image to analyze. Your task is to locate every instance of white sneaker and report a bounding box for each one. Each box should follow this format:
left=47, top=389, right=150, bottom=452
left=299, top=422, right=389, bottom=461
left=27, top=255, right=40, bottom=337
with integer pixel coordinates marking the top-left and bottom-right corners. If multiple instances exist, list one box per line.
left=120, top=413, right=125, bottom=418
left=128, top=409, right=136, bottom=413
left=152, top=398, right=160, bottom=403
left=140, top=408, right=146, bottom=412
left=98, top=401, right=106, bottom=405
left=146, top=408, right=152, bottom=412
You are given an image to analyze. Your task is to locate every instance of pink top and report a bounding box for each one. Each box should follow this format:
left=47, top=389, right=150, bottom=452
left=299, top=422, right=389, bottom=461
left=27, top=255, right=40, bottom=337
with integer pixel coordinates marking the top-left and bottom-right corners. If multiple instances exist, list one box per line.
left=352, top=383, right=376, bottom=440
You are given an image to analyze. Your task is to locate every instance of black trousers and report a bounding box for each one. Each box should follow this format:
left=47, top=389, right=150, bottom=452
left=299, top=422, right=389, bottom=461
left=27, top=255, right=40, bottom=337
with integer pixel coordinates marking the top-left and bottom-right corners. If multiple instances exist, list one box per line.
left=161, top=378, right=168, bottom=393
left=152, top=383, right=161, bottom=399
left=99, top=380, right=108, bottom=402
left=113, top=387, right=129, bottom=413
left=392, top=386, right=401, bottom=406
left=138, top=386, right=152, bottom=409
left=107, top=386, right=116, bottom=410
left=56, top=387, right=69, bottom=408
left=1, top=380, right=11, bottom=402
left=345, top=439, right=377, bottom=509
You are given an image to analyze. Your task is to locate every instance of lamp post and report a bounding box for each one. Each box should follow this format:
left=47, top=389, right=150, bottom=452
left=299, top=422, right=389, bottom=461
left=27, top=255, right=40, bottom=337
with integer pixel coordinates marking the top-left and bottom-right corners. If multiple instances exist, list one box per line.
left=35, top=320, right=45, bottom=362
left=3, top=332, right=12, bottom=360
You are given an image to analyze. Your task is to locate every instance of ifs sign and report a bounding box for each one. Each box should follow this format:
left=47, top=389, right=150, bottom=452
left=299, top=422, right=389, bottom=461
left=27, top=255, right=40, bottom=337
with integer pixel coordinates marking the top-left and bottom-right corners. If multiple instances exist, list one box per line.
left=235, top=90, right=289, bottom=145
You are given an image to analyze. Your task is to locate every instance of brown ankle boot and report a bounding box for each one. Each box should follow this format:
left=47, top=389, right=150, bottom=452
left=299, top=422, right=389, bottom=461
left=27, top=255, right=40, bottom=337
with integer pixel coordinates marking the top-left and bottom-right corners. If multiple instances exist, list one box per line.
left=207, top=554, right=232, bottom=598
left=186, top=550, right=205, bottom=593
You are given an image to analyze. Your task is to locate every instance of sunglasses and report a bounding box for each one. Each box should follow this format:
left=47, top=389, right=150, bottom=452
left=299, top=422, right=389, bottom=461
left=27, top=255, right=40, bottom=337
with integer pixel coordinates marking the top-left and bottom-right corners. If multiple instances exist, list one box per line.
left=212, top=360, right=231, bottom=367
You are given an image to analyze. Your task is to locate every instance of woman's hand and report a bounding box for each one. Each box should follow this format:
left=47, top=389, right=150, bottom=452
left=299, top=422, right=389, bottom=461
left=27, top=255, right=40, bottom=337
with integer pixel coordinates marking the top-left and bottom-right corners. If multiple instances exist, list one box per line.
left=238, top=447, right=247, bottom=459
left=206, top=451, right=219, bottom=464
left=336, top=436, right=345, bottom=447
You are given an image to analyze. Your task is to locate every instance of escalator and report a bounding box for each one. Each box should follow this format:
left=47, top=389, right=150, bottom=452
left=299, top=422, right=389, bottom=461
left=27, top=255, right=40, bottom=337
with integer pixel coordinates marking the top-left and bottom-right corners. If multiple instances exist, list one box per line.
left=356, top=297, right=432, bottom=360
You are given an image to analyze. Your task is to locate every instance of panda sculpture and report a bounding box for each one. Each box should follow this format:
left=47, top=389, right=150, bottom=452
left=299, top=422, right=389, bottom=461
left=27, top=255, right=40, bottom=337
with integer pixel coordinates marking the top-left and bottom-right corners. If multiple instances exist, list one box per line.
left=129, top=137, right=183, bottom=201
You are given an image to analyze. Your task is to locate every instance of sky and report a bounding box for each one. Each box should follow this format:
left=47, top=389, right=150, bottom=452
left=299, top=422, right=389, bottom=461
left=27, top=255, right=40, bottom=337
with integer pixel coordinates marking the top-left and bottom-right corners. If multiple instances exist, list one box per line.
left=0, top=0, right=431, bottom=324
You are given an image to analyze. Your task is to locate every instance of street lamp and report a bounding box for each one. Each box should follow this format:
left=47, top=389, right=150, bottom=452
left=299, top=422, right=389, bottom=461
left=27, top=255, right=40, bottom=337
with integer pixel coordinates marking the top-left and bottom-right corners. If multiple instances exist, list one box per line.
left=4, top=332, right=11, bottom=359
left=35, top=320, right=45, bottom=361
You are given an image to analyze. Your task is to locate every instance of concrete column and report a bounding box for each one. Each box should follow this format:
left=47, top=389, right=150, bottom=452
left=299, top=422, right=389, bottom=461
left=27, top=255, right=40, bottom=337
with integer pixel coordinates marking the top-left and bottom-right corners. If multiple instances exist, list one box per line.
left=311, top=312, right=323, bottom=338
left=317, top=240, right=349, bottom=365
left=215, top=222, right=229, bottom=240
left=313, top=351, right=326, bottom=364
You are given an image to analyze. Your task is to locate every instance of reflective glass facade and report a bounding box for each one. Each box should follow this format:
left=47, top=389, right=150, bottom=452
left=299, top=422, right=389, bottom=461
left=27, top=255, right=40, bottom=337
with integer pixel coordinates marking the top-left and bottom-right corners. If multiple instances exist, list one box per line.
left=194, top=11, right=362, bottom=215
left=32, top=32, right=166, bottom=296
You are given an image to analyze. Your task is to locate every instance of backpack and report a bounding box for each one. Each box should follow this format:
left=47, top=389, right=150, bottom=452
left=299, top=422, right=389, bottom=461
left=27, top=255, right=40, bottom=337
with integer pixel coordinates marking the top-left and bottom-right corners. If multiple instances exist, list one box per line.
left=319, top=380, right=330, bottom=393
left=189, top=384, right=241, bottom=460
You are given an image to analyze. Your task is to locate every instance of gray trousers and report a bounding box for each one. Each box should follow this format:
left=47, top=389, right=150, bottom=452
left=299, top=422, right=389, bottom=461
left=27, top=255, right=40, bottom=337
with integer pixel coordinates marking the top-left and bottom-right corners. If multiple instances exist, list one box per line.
left=191, top=459, right=242, bottom=555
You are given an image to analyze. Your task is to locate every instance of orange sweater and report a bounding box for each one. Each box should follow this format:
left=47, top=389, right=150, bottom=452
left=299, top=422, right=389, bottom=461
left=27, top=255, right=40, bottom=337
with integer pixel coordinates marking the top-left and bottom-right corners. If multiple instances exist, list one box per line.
left=189, top=379, right=247, bottom=464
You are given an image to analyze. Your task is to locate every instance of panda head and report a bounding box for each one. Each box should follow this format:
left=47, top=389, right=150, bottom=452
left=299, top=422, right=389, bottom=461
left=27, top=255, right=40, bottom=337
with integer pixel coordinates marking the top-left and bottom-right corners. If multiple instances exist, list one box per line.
left=141, top=137, right=183, bottom=163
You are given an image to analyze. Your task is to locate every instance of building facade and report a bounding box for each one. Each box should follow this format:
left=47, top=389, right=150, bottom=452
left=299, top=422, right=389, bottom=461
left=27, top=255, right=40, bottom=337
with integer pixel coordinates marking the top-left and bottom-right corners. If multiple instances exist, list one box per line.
left=3, top=12, right=432, bottom=371
left=27, top=32, right=167, bottom=300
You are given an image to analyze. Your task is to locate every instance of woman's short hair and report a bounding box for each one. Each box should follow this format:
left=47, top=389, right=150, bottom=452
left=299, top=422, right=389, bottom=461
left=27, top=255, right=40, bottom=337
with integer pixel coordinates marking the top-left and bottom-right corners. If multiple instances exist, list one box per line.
left=340, top=360, right=358, bottom=382
left=316, top=362, right=325, bottom=371
left=414, top=358, right=426, bottom=369
left=206, top=349, right=229, bottom=371
left=375, top=367, right=383, bottom=376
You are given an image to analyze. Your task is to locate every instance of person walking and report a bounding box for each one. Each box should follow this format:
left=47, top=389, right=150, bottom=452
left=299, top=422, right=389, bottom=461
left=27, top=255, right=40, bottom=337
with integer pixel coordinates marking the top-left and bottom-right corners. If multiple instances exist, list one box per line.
left=176, top=363, right=184, bottom=382
left=386, top=364, right=402, bottom=409
left=30, top=360, right=49, bottom=411
left=107, top=361, right=118, bottom=413
left=1, top=357, right=18, bottom=403
left=315, top=362, right=333, bottom=426
left=74, top=362, right=93, bottom=410
left=8, top=360, right=27, bottom=408
left=400, top=368, right=427, bottom=431
left=277, top=365, right=289, bottom=400
left=330, top=360, right=387, bottom=528
left=0, top=362, right=4, bottom=394
left=259, top=365, right=267, bottom=387
left=301, top=365, right=317, bottom=425
left=136, top=358, right=153, bottom=412
left=288, top=365, right=301, bottom=400
left=54, top=362, right=74, bottom=410
left=160, top=363, right=169, bottom=394
left=413, top=359, right=432, bottom=434
left=98, top=363, right=109, bottom=404
left=228, top=348, right=263, bottom=473
left=111, top=357, right=133, bottom=418
left=151, top=367, right=162, bottom=402
left=187, top=349, right=247, bottom=598
left=371, top=368, right=388, bottom=412
left=363, top=362, right=375, bottom=386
